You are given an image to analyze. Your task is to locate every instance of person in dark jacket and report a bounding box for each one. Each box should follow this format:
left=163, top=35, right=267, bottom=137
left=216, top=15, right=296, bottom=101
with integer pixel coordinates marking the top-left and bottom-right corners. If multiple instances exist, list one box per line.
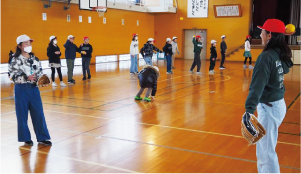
left=244, top=19, right=293, bottom=173
left=209, top=40, right=217, bottom=75
left=163, top=38, right=173, bottom=74
left=189, top=35, right=203, bottom=75
left=220, top=35, right=227, bottom=69
left=64, top=35, right=80, bottom=84
left=135, top=65, right=160, bottom=102
left=47, top=36, right=66, bottom=87
left=140, top=38, right=162, bottom=66
left=79, top=36, right=93, bottom=80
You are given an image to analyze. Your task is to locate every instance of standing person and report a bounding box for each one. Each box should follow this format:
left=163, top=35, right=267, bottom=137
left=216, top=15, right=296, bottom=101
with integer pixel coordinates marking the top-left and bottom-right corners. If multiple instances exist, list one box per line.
left=163, top=38, right=173, bottom=74
left=243, top=35, right=254, bottom=69
left=171, top=36, right=180, bottom=69
left=220, top=35, right=227, bottom=69
left=64, top=35, right=79, bottom=84
left=189, top=35, right=203, bottom=75
left=244, top=19, right=293, bottom=173
left=130, top=33, right=139, bottom=74
left=209, top=40, right=217, bottom=75
left=79, top=36, right=93, bottom=80
left=134, top=65, right=160, bottom=102
left=140, top=38, right=162, bottom=66
left=47, top=36, right=67, bottom=87
left=9, top=35, right=52, bottom=146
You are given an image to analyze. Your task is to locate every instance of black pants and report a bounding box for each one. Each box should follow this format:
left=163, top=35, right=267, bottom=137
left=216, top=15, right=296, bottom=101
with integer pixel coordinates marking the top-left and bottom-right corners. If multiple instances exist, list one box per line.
left=220, top=53, right=225, bottom=67
left=51, top=67, right=63, bottom=82
left=82, top=57, right=91, bottom=77
left=190, top=52, right=201, bottom=72
left=244, top=57, right=252, bottom=65
left=209, top=56, right=216, bottom=71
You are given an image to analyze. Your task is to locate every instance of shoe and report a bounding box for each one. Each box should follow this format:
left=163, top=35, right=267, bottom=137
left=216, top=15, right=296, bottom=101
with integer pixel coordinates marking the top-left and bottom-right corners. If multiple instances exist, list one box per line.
left=243, top=64, right=248, bottom=69
left=38, top=140, right=52, bottom=146
left=196, top=72, right=202, bottom=75
left=166, top=71, right=172, bottom=74
left=189, top=70, right=194, bottom=74
left=68, top=80, right=75, bottom=84
left=135, top=72, right=139, bottom=74
left=144, top=97, right=151, bottom=102
left=130, top=72, right=135, bottom=75
left=212, top=70, right=216, bottom=73
left=220, top=66, right=225, bottom=70
left=171, top=66, right=175, bottom=69
left=170, top=71, right=174, bottom=74
left=249, top=65, right=254, bottom=69
left=135, top=96, right=143, bottom=100
left=60, top=81, right=67, bottom=87
left=209, top=70, right=214, bottom=75
left=82, top=76, right=86, bottom=80
left=71, top=79, right=76, bottom=84
left=88, top=75, right=91, bottom=79
left=52, top=82, right=57, bottom=87
left=24, top=140, right=33, bottom=146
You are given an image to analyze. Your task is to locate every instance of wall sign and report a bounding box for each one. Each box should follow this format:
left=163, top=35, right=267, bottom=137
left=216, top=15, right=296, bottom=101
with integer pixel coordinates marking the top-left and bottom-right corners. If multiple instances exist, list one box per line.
left=213, top=4, right=242, bottom=18
left=187, top=0, right=208, bottom=18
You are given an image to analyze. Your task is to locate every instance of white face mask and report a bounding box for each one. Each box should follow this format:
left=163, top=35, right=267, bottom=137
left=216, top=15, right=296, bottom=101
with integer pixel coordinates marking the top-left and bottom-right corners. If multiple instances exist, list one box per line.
left=135, top=37, right=138, bottom=40
left=24, top=46, right=32, bottom=53
left=53, top=40, right=57, bottom=45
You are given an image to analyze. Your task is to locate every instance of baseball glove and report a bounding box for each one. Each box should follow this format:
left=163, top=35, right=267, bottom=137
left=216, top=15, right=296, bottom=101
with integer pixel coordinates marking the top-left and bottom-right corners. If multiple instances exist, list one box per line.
left=241, top=112, right=266, bottom=145
left=37, top=74, right=51, bottom=87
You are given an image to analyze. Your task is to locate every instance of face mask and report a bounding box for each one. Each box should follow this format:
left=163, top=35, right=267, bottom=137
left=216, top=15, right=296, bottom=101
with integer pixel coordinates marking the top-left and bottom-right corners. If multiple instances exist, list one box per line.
left=53, top=40, right=57, bottom=44
left=135, top=37, right=138, bottom=40
left=24, top=46, right=32, bottom=53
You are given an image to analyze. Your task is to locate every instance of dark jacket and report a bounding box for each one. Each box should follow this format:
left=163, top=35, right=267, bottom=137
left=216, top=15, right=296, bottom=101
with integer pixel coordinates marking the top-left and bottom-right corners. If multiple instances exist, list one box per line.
left=138, top=66, right=160, bottom=96
left=245, top=48, right=293, bottom=114
left=64, top=40, right=80, bottom=59
left=210, top=46, right=217, bottom=58
left=192, top=37, right=203, bottom=53
left=47, top=44, right=61, bottom=63
left=220, top=41, right=227, bottom=54
left=163, top=42, right=173, bottom=56
left=140, top=43, right=162, bottom=58
left=79, top=43, right=93, bottom=58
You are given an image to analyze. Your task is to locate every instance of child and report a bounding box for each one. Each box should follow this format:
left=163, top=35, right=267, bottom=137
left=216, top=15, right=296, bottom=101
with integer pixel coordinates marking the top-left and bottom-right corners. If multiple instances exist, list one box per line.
left=163, top=38, right=173, bottom=74
left=243, top=35, right=253, bottom=69
left=135, top=65, right=160, bottom=102
left=220, top=35, right=227, bottom=69
left=171, top=36, right=180, bottom=69
left=79, top=36, right=93, bottom=80
left=130, top=34, right=139, bottom=74
left=209, top=40, right=217, bottom=75
left=140, top=38, right=162, bottom=66
left=47, top=36, right=67, bottom=87
left=189, top=35, right=203, bottom=75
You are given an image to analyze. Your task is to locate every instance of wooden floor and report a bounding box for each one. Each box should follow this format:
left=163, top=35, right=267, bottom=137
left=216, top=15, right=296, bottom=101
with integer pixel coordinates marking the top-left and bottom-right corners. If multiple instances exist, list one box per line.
left=1, top=59, right=300, bottom=173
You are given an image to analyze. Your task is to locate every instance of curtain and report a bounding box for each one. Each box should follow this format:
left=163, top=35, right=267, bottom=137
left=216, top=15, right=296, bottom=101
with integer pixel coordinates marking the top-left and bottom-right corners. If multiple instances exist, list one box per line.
left=288, top=0, right=300, bottom=45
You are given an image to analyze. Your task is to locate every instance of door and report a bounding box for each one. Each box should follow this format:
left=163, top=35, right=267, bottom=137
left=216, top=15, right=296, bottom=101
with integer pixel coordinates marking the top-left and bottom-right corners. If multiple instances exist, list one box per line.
left=184, top=29, right=207, bottom=60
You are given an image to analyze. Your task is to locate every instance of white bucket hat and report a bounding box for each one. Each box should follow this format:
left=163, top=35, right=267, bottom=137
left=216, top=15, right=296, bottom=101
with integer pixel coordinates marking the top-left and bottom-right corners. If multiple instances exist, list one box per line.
left=211, top=40, right=217, bottom=44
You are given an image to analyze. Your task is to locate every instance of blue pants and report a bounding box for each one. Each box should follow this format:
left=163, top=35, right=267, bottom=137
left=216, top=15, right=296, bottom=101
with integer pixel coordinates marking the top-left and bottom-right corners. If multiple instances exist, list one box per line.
left=166, top=55, right=172, bottom=72
left=256, top=99, right=286, bottom=173
left=130, top=54, right=138, bottom=73
left=144, top=57, right=153, bottom=66
left=14, top=84, right=51, bottom=142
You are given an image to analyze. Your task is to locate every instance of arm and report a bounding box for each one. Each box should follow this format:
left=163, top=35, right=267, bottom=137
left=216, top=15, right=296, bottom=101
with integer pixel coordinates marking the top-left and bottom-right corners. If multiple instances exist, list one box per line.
left=8, top=57, right=18, bottom=81
left=153, top=45, right=162, bottom=53
left=47, top=46, right=55, bottom=58
left=64, top=40, right=70, bottom=49
left=130, top=41, right=134, bottom=55
left=76, top=45, right=81, bottom=53
left=245, top=55, right=270, bottom=114
left=140, top=46, right=145, bottom=58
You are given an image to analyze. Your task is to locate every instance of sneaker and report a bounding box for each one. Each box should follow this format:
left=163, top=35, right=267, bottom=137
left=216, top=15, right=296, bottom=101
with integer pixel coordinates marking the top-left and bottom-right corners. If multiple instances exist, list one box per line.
left=88, top=75, right=91, bottom=79
left=60, top=81, right=67, bottom=87
left=38, top=140, right=52, bottom=146
left=166, top=71, right=172, bottom=74
left=52, top=82, right=57, bottom=87
left=144, top=97, right=151, bottom=102
left=209, top=70, right=214, bottom=75
left=171, top=66, right=175, bottom=69
left=135, top=72, right=139, bottom=74
left=135, top=96, right=143, bottom=100
left=68, top=80, right=75, bottom=84
left=24, top=140, right=33, bottom=146
left=189, top=70, right=194, bottom=74
left=71, top=79, right=76, bottom=84
left=243, top=64, right=248, bottom=69
left=249, top=65, right=254, bottom=69
left=196, top=72, right=202, bottom=75
left=82, top=76, right=86, bottom=80
left=220, top=66, right=225, bottom=70
left=130, top=72, right=135, bottom=75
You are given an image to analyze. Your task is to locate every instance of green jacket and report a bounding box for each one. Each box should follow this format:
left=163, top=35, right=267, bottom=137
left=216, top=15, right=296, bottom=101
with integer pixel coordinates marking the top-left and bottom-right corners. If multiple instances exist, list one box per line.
left=192, top=37, right=203, bottom=53
left=245, top=49, right=292, bottom=114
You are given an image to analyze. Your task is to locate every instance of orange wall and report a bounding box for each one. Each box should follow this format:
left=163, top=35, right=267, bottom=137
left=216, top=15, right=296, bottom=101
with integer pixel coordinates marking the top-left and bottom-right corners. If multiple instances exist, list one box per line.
left=1, top=0, right=155, bottom=63
left=154, top=0, right=253, bottom=60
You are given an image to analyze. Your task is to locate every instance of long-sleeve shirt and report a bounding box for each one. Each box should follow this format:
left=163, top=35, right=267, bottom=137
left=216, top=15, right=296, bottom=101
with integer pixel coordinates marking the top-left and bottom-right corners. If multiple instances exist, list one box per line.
left=140, top=43, right=162, bottom=58
left=8, top=54, right=43, bottom=84
left=79, top=43, right=93, bottom=58
left=64, top=40, right=80, bottom=59
left=210, top=46, right=217, bottom=58
left=171, top=41, right=179, bottom=54
left=47, top=44, right=61, bottom=63
left=220, top=41, right=227, bottom=54
left=245, top=40, right=251, bottom=51
left=130, top=40, right=139, bottom=55
left=192, top=37, right=203, bottom=53
left=163, top=42, right=173, bottom=56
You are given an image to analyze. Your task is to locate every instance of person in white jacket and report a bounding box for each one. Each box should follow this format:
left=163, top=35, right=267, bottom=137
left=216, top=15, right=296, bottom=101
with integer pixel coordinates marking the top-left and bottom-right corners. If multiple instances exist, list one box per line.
left=171, top=37, right=180, bottom=69
left=130, top=34, right=139, bottom=74
left=243, top=35, right=253, bottom=69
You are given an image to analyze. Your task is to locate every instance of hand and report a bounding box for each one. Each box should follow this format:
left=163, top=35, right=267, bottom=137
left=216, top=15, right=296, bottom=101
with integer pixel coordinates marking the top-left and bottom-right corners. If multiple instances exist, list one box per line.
left=166, top=53, right=169, bottom=55
left=212, top=58, right=215, bottom=61
left=177, top=52, right=180, bottom=55
left=284, top=31, right=296, bottom=36
left=131, top=55, right=134, bottom=58
left=81, top=43, right=83, bottom=47
left=55, top=51, right=60, bottom=55
left=28, top=73, right=36, bottom=81
left=150, top=96, right=155, bottom=100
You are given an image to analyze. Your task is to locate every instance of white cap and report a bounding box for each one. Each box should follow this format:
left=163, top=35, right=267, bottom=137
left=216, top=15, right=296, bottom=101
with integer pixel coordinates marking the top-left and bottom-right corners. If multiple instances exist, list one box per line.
left=68, top=35, right=75, bottom=39
left=49, top=36, right=57, bottom=41
left=16, top=35, right=33, bottom=44
left=148, top=38, right=154, bottom=41
left=172, top=36, right=177, bottom=40
left=221, top=35, right=226, bottom=39
left=166, top=38, right=171, bottom=42
left=211, top=40, right=217, bottom=44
